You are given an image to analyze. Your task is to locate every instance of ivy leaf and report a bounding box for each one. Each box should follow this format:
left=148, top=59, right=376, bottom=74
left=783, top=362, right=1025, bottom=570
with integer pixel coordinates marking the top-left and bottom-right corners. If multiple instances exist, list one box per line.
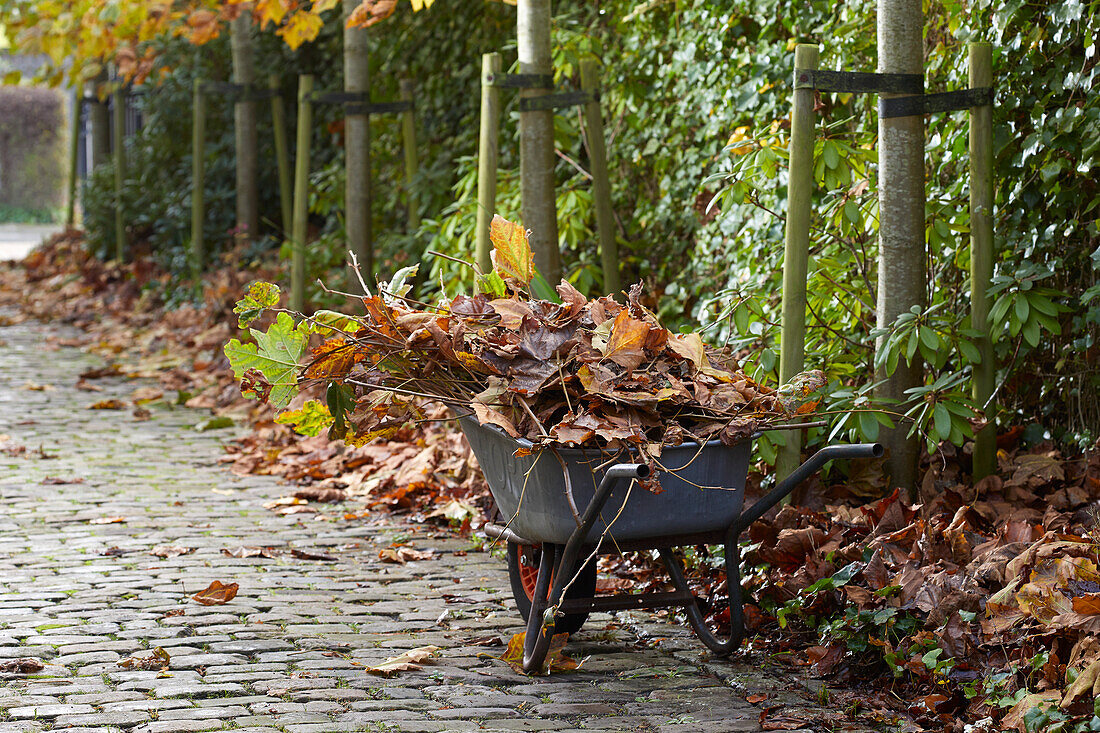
left=274, top=400, right=334, bottom=437
left=224, top=312, right=307, bottom=408
left=489, top=215, right=535, bottom=288
left=233, top=281, right=281, bottom=328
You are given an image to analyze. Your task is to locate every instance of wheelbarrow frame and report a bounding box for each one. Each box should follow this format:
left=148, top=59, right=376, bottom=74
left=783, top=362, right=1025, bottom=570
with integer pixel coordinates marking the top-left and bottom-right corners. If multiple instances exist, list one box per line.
left=460, top=417, right=883, bottom=672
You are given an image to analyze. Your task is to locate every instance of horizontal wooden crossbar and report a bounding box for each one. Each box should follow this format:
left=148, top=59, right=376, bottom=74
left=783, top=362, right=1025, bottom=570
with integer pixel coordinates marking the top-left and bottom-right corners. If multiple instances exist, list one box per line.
left=793, top=69, right=924, bottom=95
left=484, top=73, right=554, bottom=89
left=879, top=87, right=994, bottom=117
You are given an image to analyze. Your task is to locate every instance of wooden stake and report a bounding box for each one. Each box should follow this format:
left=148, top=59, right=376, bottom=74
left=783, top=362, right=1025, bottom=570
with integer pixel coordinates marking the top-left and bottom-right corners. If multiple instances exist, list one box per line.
left=476, top=53, right=502, bottom=274
left=112, top=79, right=126, bottom=262
left=291, top=74, right=314, bottom=313
left=191, top=78, right=206, bottom=281
left=579, top=59, right=619, bottom=296
left=400, top=78, right=420, bottom=233
left=969, top=42, right=996, bottom=480
left=776, top=44, right=819, bottom=484
left=269, top=75, right=292, bottom=237
left=66, top=92, right=80, bottom=227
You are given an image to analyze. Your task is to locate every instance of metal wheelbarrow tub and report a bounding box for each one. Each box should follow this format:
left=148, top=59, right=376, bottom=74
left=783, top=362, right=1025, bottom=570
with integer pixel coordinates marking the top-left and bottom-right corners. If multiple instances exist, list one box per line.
left=459, top=415, right=883, bottom=672
left=459, top=417, right=750, bottom=545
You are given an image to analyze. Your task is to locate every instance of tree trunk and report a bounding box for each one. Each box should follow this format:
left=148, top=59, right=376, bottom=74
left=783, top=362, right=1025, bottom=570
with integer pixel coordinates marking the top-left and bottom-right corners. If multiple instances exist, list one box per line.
left=344, top=0, right=373, bottom=288
left=231, top=14, right=259, bottom=244
left=87, top=71, right=109, bottom=171
left=875, top=0, right=925, bottom=493
left=517, top=0, right=560, bottom=285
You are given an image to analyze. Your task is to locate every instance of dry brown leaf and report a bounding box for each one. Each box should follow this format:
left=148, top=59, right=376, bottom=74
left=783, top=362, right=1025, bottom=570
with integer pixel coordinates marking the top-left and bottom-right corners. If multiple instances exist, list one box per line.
left=497, top=632, right=578, bottom=675
left=293, top=487, right=347, bottom=503
left=150, top=545, right=195, bottom=558
left=365, top=645, right=441, bottom=676
left=192, top=580, right=239, bottom=605
left=378, top=547, right=435, bottom=564
left=87, top=399, right=127, bottom=410
left=0, top=658, right=44, bottom=674
left=89, top=516, right=126, bottom=524
left=117, top=647, right=170, bottom=671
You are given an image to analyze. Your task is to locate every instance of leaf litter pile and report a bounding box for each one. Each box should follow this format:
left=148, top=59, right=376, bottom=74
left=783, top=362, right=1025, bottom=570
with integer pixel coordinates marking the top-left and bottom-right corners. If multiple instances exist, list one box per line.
left=226, top=215, right=824, bottom=474
left=4, top=229, right=1100, bottom=730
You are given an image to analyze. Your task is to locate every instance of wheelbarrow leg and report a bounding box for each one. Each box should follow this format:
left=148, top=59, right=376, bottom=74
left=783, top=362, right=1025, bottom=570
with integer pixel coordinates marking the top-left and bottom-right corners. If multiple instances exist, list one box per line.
left=522, top=542, right=559, bottom=672
left=659, top=525, right=745, bottom=656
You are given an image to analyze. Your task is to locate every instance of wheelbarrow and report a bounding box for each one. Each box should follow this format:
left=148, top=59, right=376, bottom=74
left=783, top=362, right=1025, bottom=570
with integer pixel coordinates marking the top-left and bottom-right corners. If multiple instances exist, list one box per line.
left=459, top=416, right=883, bottom=672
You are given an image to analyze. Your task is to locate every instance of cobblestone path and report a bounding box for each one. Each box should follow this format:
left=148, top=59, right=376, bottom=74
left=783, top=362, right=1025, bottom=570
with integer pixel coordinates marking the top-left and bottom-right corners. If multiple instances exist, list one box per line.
left=0, top=312, right=831, bottom=733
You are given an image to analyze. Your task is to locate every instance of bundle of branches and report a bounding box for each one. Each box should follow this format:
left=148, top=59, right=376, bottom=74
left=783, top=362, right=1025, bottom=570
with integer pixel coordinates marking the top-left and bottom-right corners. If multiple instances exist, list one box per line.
left=225, top=216, right=824, bottom=464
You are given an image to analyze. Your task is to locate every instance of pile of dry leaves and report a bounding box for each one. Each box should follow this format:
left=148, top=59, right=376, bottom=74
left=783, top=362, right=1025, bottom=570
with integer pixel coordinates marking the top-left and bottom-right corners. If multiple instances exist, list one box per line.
left=226, top=215, right=824, bottom=471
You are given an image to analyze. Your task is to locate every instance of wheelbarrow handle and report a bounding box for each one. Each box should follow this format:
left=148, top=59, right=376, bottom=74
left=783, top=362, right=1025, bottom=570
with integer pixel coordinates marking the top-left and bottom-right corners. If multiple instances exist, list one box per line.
left=733, top=442, right=884, bottom=535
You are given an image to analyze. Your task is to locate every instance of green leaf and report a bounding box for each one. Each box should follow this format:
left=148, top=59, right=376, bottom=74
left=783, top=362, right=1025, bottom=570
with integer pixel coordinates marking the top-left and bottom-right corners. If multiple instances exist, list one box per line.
left=476, top=271, right=507, bottom=298
left=933, top=402, right=952, bottom=440
left=958, top=339, right=981, bottom=364
left=224, top=312, right=307, bottom=408
left=1015, top=294, right=1030, bottom=323
left=1023, top=317, right=1041, bottom=347
left=275, top=400, right=334, bottom=437
left=310, top=309, right=358, bottom=335
left=919, top=326, right=940, bottom=352
left=383, top=264, right=419, bottom=304
left=233, top=281, right=281, bottom=328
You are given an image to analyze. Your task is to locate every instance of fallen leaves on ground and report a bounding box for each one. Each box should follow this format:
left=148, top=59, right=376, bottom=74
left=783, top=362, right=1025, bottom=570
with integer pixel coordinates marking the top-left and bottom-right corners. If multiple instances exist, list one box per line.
left=87, top=399, right=126, bottom=410
left=378, top=546, right=435, bottom=564
left=364, top=645, right=441, bottom=676
left=89, top=516, right=126, bottom=524
left=496, top=632, right=579, bottom=675
left=191, top=580, right=239, bottom=605
left=117, top=647, right=170, bottom=671
left=0, top=658, right=44, bottom=674
left=150, top=545, right=195, bottom=558
left=221, top=545, right=336, bottom=561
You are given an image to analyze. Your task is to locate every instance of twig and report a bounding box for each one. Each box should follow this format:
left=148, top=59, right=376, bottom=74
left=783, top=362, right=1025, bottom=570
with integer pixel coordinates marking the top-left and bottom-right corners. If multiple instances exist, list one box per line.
left=347, top=250, right=372, bottom=297
left=518, top=396, right=549, bottom=438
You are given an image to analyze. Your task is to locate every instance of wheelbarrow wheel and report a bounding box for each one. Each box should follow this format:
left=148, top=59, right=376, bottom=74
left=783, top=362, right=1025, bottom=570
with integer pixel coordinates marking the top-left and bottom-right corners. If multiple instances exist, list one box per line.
left=506, top=541, right=596, bottom=635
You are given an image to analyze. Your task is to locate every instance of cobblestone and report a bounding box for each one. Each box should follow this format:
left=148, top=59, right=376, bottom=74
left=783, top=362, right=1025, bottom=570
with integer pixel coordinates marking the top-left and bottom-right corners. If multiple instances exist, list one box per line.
left=0, top=310, right=854, bottom=732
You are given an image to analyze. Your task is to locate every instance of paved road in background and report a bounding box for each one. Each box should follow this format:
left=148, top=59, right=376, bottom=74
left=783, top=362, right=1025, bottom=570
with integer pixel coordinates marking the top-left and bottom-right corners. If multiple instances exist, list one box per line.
left=0, top=225, right=62, bottom=261
left=0, top=310, right=843, bottom=733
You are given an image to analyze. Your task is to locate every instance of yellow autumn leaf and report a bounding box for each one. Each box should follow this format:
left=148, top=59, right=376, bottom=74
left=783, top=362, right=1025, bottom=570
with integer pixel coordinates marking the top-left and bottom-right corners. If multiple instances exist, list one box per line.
left=256, top=0, right=291, bottom=29
left=489, top=215, right=535, bottom=287
left=277, top=10, right=324, bottom=50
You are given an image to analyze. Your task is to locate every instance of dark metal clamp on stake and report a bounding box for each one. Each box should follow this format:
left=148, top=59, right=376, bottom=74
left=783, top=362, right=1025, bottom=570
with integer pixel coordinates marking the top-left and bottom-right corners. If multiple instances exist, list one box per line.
left=518, top=90, right=598, bottom=112
left=484, top=73, right=554, bottom=89
left=793, top=69, right=924, bottom=95
left=307, top=90, right=413, bottom=115
left=879, top=87, right=994, bottom=118
left=200, top=81, right=279, bottom=102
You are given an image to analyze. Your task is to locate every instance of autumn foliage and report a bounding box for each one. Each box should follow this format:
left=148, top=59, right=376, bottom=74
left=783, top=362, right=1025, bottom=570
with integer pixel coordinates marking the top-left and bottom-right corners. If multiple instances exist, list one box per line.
left=225, top=216, right=825, bottom=469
